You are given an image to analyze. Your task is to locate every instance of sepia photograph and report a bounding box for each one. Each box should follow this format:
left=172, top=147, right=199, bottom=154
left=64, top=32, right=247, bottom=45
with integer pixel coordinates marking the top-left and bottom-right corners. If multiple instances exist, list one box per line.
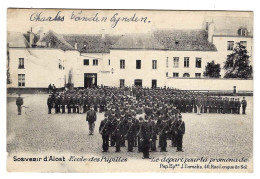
left=6, top=9, right=253, bottom=172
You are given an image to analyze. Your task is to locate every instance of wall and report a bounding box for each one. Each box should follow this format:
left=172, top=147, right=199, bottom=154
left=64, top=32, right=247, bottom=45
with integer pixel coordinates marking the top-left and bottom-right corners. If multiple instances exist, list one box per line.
left=8, top=48, right=66, bottom=88
left=166, top=78, right=253, bottom=91
left=165, top=50, right=218, bottom=78
left=109, top=49, right=167, bottom=87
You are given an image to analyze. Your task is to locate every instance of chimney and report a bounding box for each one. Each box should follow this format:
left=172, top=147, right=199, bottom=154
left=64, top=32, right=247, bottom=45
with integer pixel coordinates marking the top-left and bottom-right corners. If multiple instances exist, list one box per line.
left=29, top=27, right=34, bottom=47
left=74, top=43, right=78, bottom=50
left=37, top=27, right=45, bottom=40
left=206, top=21, right=215, bottom=43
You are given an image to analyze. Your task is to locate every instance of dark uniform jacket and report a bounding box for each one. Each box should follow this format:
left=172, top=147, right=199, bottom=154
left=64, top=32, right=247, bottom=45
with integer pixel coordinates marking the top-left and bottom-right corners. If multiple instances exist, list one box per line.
left=125, top=122, right=136, bottom=139
left=86, top=110, right=97, bottom=123
left=175, top=120, right=185, bottom=135
left=16, top=97, right=23, bottom=106
left=99, top=119, right=112, bottom=136
left=47, top=98, right=52, bottom=107
left=140, top=122, right=152, bottom=140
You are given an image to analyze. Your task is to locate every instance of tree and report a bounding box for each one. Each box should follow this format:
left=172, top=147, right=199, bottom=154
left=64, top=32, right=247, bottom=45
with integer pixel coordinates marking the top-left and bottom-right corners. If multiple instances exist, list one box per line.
left=203, top=60, right=221, bottom=78
left=224, top=42, right=253, bottom=78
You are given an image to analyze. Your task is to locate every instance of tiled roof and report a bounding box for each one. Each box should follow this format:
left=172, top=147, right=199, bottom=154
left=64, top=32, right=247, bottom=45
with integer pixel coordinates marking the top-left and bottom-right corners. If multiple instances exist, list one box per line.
left=111, top=33, right=166, bottom=50
left=63, top=34, right=121, bottom=53
left=153, top=30, right=217, bottom=51
left=9, top=29, right=216, bottom=52
left=206, top=16, right=253, bottom=37
left=39, top=30, right=74, bottom=50
left=7, top=32, right=30, bottom=48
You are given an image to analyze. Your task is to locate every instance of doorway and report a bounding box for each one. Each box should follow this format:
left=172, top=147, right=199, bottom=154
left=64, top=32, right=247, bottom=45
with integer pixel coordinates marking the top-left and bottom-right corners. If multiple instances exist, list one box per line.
left=84, top=73, right=97, bottom=88
left=152, top=80, right=157, bottom=88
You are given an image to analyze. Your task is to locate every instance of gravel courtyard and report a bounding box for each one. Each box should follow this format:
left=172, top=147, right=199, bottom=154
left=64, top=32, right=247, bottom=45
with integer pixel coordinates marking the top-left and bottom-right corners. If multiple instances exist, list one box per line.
left=7, top=94, right=253, bottom=160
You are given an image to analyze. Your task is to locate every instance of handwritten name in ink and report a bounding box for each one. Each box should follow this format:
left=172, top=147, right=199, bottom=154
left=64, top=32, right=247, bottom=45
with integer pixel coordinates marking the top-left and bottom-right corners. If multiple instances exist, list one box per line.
left=30, top=11, right=151, bottom=28
left=30, top=11, right=65, bottom=22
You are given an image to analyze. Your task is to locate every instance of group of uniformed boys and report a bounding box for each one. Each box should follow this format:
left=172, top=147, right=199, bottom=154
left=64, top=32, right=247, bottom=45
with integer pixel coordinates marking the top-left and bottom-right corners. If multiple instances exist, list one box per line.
left=46, top=86, right=247, bottom=159
left=47, top=87, right=247, bottom=115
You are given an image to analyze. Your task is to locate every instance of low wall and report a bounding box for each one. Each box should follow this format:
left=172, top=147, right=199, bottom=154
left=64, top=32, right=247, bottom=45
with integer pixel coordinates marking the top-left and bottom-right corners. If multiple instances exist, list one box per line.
left=166, top=78, right=253, bottom=92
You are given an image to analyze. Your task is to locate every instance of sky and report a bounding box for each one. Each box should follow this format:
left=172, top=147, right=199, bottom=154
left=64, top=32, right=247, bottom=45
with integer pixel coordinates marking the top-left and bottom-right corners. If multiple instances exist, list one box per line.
left=7, top=9, right=253, bottom=35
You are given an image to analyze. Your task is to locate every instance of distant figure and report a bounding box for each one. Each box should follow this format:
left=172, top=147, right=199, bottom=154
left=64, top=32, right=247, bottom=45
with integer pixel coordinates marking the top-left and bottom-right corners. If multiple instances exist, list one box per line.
left=47, top=95, right=52, bottom=114
left=16, top=94, right=23, bottom=115
left=241, top=97, right=247, bottom=115
left=196, top=97, right=202, bottom=115
left=48, top=83, right=52, bottom=94
left=52, top=84, right=56, bottom=93
left=86, top=105, right=97, bottom=135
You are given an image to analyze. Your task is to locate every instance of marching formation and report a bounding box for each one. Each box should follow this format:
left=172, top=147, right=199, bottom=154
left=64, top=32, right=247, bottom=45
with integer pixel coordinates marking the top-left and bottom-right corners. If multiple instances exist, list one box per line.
left=46, top=87, right=248, bottom=116
left=45, top=86, right=248, bottom=159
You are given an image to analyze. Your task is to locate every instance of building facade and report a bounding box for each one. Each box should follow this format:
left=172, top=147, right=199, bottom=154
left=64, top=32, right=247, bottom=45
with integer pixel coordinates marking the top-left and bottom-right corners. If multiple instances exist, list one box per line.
left=7, top=17, right=253, bottom=90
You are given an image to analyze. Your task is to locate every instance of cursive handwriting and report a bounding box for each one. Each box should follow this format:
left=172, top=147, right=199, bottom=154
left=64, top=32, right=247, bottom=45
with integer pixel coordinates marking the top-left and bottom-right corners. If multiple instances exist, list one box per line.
left=30, top=11, right=65, bottom=22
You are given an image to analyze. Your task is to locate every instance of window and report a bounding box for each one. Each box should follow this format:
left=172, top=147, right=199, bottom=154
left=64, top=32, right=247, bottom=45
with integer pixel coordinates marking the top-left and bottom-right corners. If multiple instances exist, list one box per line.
left=152, top=80, right=157, bottom=88
left=227, top=41, right=234, bottom=51
left=84, top=59, right=89, bottom=66
left=134, top=79, right=142, bottom=87
left=120, top=59, right=125, bottom=69
left=173, top=57, right=179, bottom=68
left=152, top=60, right=157, bottom=69
left=166, top=72, right=168, bottom=77
left=173, top=73, right=179, bottom=77
left=240, top=41, right=247, bottom=48
left=166, top=57, right=169, bottom=68
left=196, top=58, right=202, bottom=68
left=93, top=59, right=98, bottom=66
left=18, top=74, right=25, bottom=87
left=184, top=57, right=189, bottom=68
left=183, top=73, right=190, bottom=78
left=58, top=59, right=63, bottom=69
left=195, top=73, right=201, bottom=78
left=18, top=58, right=24, bottom=69
left=108, top=59, right=110, bottom=65
left=120, top=79, right=125, bottom=88
left=136, top=60, right=141, bottom=69
left=238, top=28, right=248, bottom=36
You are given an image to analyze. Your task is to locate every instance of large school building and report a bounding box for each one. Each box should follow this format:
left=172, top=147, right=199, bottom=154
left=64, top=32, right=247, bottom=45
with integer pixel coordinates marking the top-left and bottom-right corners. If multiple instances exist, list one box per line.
left=7, top=16, right=253, bottom=91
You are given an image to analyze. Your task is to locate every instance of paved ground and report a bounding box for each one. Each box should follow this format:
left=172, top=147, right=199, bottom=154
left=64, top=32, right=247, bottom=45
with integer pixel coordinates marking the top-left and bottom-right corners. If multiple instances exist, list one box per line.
left=7, top=94, right=253, bottom=159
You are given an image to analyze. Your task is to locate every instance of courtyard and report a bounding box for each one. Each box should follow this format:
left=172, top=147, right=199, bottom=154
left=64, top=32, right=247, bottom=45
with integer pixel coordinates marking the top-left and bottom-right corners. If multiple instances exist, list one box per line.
left=7, top=94, right=253, bottom=160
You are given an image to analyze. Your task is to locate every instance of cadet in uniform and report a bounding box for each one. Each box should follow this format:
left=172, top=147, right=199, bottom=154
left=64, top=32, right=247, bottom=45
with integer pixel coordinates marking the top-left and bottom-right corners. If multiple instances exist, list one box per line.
left=47, top=95, right=52, bottom=114
left=125, top=117, right=136, bottom=152
left=16, top=94, right=24, bottom=115
left=99, top=115, right=112, bottom=152
left=86, top=105, right=97, bottom=135
left=112, top=117, right=124, bottom=152
left=241, top=97, right=247, bottom=114
left=140, top=116, right=152, bottom=159
left=158, top=116, right=169, bottom=152
left=175, top=115, right=185, bottom=152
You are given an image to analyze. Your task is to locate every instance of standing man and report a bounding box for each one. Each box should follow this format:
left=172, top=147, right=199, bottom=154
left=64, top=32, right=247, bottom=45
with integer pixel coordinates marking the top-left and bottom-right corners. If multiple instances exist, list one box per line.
left=99, top=115, right=112, bottom=152
left=175, top=115, right=185, bottom=152
left=125, top=117, right=136, bottom=152
left=158, top=117, right=169, bottom=152
left=16, top=93, right=23, bottom=115
left=140, top=116, right=152, bottom=159
left=47, top=95, right=52, bottom=114
left=86, top=105, right=97, bottom=135
left=48, top=83, right=52, bottom=94
left=241, top=97, right=247, bottom=115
